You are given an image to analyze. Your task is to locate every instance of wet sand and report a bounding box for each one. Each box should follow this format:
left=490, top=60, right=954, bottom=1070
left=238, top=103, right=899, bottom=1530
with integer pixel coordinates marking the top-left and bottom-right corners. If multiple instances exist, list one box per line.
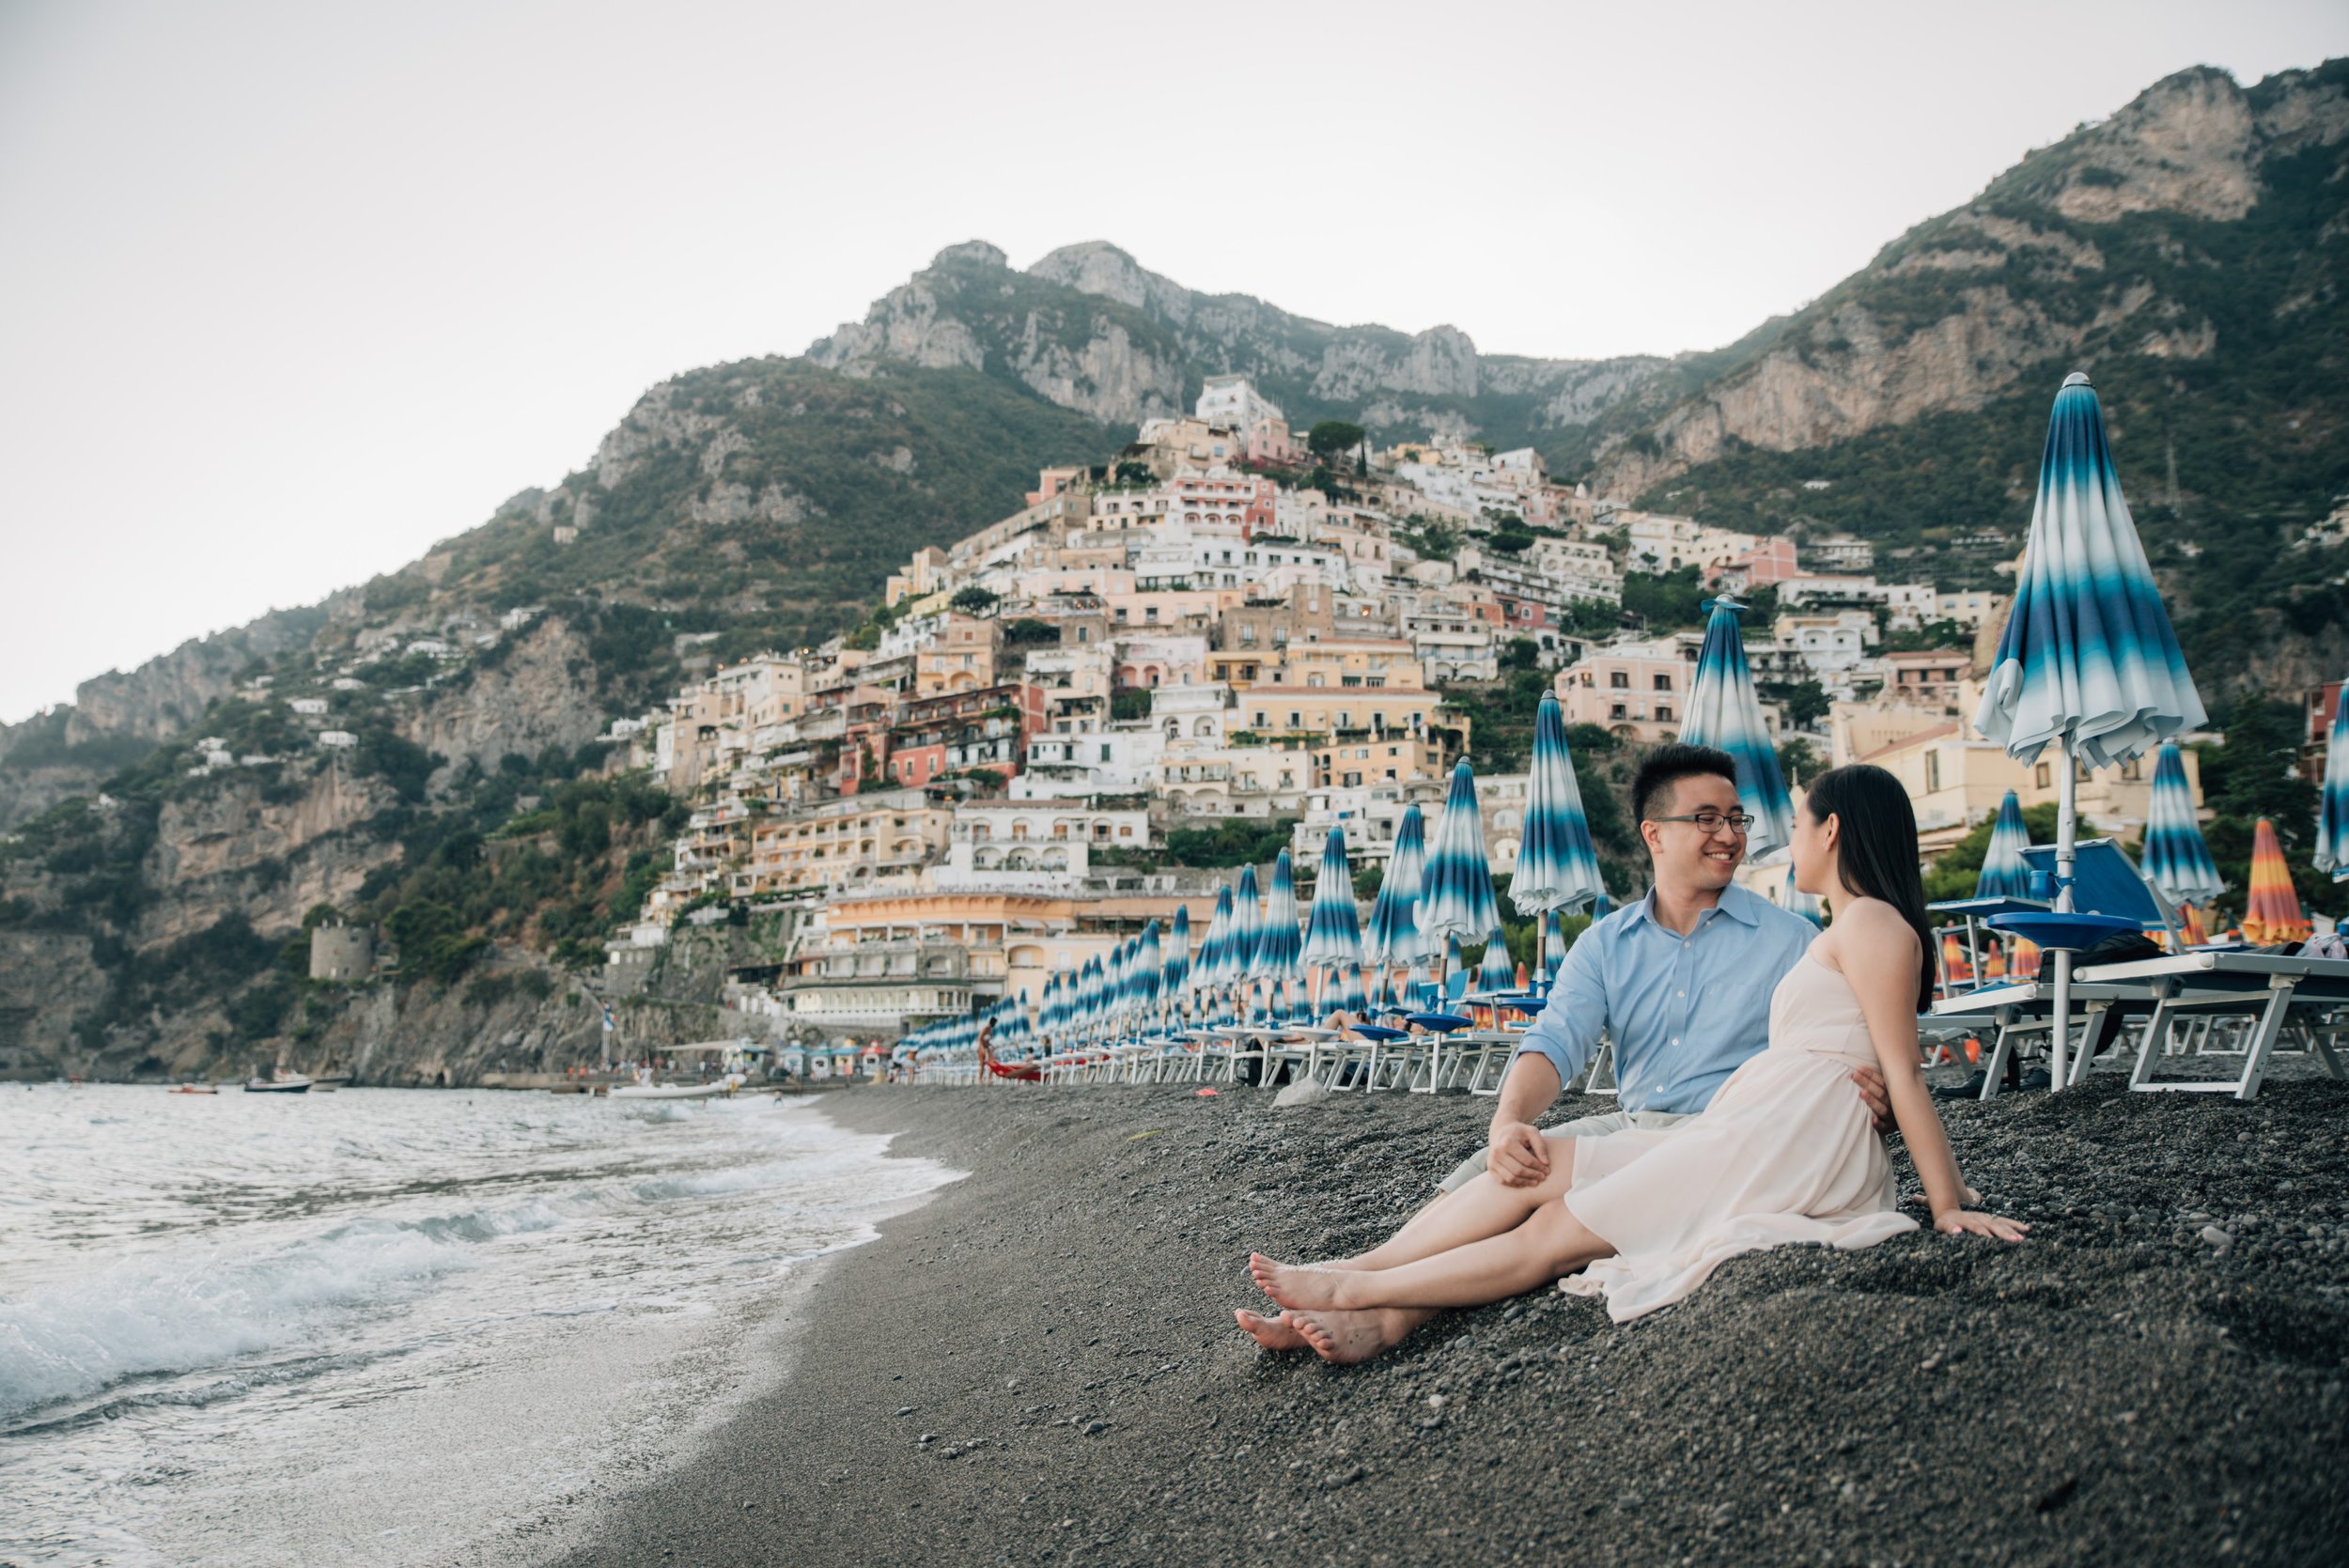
left=552, top=1074, right=2348, bottom=1566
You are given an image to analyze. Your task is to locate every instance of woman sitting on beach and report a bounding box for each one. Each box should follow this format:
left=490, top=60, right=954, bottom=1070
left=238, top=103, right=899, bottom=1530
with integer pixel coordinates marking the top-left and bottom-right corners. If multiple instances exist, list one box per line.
left=1239, top=764, right=2028, bottom=1364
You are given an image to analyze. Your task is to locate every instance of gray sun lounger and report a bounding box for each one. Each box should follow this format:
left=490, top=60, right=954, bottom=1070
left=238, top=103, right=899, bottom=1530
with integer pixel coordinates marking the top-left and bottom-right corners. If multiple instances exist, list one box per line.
left=2075, top=950, right=2349, bottom=1101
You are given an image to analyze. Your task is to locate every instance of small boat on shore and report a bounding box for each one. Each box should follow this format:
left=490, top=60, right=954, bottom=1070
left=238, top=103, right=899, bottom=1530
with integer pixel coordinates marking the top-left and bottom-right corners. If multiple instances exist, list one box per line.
left=168, top=1083, right=218, bottom=1095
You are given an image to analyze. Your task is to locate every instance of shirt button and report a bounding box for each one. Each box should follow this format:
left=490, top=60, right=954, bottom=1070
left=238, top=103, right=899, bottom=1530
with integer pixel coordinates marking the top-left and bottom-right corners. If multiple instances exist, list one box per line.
left=1677, top=990, right=1685, bottom=998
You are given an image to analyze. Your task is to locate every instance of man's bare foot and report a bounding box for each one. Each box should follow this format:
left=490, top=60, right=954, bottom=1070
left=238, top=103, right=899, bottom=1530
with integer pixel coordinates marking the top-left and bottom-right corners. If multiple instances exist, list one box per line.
left=1234, top=1309, right=1308, bottom=1351
left=1249, top=1252, right=1351, bottom=1311
left=1284, top=1308, right=1410, bottom=1365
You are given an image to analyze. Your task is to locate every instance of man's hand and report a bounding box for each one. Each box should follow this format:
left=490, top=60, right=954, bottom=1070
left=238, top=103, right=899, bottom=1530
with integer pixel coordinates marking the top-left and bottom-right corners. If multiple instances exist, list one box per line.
left=1487, top=1120, right=1551, bottom=1187
left=1849, top=1066, right=1893, bottom=1135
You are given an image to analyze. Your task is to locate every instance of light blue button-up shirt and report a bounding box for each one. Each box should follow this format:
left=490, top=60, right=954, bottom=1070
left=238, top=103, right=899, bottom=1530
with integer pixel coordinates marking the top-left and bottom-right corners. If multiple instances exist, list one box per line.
left=1512, top=882, right=1817, bottom=1114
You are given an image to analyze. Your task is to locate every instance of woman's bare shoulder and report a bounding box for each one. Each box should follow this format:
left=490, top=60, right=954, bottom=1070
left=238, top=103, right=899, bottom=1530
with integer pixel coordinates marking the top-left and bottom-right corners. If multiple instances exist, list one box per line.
left=1838, top=897, right=1921, bottom=951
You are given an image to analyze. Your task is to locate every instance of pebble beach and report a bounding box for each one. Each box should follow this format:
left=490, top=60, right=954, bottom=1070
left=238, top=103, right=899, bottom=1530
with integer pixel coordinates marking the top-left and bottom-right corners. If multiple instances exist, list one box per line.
left=552, top=1072, right=2348, bottom=1567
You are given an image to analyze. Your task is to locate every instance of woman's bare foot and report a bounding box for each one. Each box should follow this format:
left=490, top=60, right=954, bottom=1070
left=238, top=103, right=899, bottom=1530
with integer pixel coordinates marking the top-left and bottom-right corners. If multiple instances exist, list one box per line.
left=1284, top=1308, right=1411, bottom=1365
left=1249, top=1252, right=1352, bottom=1311
left=1233, top=1309, right=1308, bottom=1351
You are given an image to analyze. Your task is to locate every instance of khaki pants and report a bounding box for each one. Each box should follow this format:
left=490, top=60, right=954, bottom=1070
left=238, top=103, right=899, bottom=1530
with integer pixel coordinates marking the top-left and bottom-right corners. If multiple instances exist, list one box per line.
left=1433, top=1108, right=1695, bottom=1193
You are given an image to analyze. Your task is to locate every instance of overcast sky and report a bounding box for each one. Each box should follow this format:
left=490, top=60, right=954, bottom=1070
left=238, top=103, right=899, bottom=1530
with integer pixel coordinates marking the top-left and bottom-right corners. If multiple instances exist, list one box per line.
left=2, top=0, right=2341, bottom=723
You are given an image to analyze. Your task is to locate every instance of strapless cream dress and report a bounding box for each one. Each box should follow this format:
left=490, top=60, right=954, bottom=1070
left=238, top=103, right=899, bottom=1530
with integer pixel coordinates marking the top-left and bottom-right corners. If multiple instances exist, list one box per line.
left=1561, top=952, right=1918, bottom=1322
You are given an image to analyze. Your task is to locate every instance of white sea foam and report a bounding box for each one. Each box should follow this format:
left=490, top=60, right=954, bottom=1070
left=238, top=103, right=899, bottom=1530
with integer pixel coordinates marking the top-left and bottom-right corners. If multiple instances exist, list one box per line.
left=0, top=1224, right=472, bottom=1421
left=0, top=1087, right=957, bottom=1567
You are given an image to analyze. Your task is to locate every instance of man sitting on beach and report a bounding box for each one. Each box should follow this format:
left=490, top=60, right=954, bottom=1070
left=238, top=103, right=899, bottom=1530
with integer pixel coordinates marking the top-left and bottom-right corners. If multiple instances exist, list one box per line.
left=1240, top=743, right=1892, bottom=1358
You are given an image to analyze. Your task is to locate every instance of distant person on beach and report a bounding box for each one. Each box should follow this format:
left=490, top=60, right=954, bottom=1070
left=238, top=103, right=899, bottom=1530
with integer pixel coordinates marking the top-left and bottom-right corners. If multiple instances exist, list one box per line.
left=1244, top=744, right=1885, bottom=1357
left=1239, top=762, right=2027, bottom=1363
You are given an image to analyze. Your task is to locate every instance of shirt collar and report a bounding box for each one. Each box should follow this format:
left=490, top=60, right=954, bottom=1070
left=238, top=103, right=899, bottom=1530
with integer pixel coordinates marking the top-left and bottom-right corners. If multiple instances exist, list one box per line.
left=1626, top=881, right=1765, bottom=932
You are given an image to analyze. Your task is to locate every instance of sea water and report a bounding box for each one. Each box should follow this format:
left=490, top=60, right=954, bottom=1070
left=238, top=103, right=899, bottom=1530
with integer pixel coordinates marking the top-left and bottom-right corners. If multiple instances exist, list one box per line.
left=0, top=1083, right=957, bottom=1566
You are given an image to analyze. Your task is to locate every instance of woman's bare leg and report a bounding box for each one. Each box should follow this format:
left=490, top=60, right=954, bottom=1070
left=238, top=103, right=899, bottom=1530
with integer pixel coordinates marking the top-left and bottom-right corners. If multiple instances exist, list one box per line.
left=1332, top=1159, right=1575, bottom=1272
left=1255, top=1202, right=1610, bottom=1312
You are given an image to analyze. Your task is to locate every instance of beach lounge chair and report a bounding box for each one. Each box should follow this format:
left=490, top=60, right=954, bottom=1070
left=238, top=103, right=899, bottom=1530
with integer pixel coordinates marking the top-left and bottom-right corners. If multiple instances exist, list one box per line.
left=1929, top=839, right=2177, bottom=1095
left=2079, top=949, right=2349, bottom=1101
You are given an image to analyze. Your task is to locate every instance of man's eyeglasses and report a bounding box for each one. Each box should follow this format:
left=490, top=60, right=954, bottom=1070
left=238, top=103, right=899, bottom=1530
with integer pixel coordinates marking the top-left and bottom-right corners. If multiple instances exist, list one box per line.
left=1651, top=810, right=1755, bottom=836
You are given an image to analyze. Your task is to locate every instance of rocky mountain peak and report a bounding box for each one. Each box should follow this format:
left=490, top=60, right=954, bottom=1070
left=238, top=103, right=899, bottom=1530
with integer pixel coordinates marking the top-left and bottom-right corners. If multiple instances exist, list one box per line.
left=930, top=240, right=1011, bottom=270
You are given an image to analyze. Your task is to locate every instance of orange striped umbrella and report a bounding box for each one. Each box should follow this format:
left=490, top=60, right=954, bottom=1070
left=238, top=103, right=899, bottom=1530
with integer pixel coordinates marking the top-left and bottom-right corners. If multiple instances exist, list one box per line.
left=1940, top=933, right=1973, bottom=984
left=2178, top=902, right=2211, bottom=947
left=2010, top=936, right=2042, bottom=978
left=2242, top=818, right=2310, bottom=945
left=1984, top=942, right=2009, bottom=980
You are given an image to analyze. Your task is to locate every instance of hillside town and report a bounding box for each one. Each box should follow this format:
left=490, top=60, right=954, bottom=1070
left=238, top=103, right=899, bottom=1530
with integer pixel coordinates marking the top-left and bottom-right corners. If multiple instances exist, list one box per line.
left=571, top=376, right=2209, bottom=1038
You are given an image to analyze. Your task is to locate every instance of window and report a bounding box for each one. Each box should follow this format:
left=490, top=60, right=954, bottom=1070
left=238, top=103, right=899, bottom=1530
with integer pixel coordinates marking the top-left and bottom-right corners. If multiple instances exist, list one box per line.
left=1610, top=704, right=1627, bottom=720
left=1610, top=671, right=1630, bottom=689
left=1654, top=673, right=1672, bottom=692
left=1925, top=753, right=1942, bottom=792
left=1254, top=712, right=1268, bottom=727
left=1656, top=706, right=1672, bottom=722
left=2034, top=762, right=2051, bottom=788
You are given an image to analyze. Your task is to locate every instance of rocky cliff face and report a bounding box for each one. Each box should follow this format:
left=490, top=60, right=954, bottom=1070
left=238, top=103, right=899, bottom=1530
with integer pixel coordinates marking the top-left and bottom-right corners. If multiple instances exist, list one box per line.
left=811, top=240, right=1676, bottom=452
left=1593, top=65, right=2349, bottom=500
left=0, top=601, right=337, bottom=831
left=403, top=617, right=612, bottom=786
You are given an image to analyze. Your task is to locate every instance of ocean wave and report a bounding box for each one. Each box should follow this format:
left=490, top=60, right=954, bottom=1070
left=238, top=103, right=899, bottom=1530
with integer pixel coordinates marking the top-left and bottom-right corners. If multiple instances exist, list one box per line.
left=0, top=1225, right=473, bottom=1422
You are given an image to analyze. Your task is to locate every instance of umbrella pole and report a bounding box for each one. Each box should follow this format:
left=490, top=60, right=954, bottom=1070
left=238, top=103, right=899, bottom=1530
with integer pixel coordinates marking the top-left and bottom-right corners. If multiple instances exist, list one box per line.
left=2051, top=735, right=2078, bottom=1091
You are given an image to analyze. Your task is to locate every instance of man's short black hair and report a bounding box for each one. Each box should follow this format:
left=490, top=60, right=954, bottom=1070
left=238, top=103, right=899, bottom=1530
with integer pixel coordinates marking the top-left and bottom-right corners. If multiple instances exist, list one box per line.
left=1631, top=743, right=1739, bottom=826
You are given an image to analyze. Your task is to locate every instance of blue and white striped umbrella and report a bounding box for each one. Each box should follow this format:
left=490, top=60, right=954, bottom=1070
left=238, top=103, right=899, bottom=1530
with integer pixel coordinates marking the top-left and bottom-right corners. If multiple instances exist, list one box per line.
left=1972, top=372, right=2206, bottom=1088
left=1366, top=804, right=1427, bottom=967
left=1132, top=921, right=1162, bottom=1016
left=1163, top=905, right=1191, bottom=995
left=1253, top=850, right=1303, bottom=986
left=1681, top=598, right=1795, bottom=862
left=1474, top=927, right=1517, bottom=994
left=1420, top=761, right=1501, bottom=952
left=1975, top=789, right=2035, bottom=900
left=1974, top=373, right=2206, bottom=772
left=1542, top=911, right=1566, bottom=980
left=1196, top=886, right=1234, bottom=991
left=2317, top=688, right=2349, bottom=884
left=1303, top=826, right=1365, bottom=972
left=2145, top=739, right=2226, bottom=902
left=1515, top=691, right=1608, bottom=916
left=1230, top=864, right=1265, bottom=984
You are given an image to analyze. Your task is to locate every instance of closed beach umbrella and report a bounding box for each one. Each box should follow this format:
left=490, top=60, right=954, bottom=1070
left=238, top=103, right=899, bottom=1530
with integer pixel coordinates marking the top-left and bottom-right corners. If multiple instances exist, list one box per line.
left=1132, top=921, right=1162, bottom=1021
left=2143, top=740, right=2224, bottom=907
left=2244, top=818, right=2310, bottom=945
left=1366, top=804, right=1427, bottom=970
left=2317, top=684, right=2349, bottom=883
left=1475, top=927, right=1517, bottom=994
left=1516, top=692, right=1608, bottom=916
left=1975, top=790, right=2036, bottom=900
left=1197, top=885, right=1235, bottom=992
left=1303, top=826, right=1366, bottom=973
left=1253, top=849, right=1304, bottom=987
left=1162, top=905, right=1191, bottom=996
left=1680, top=598, right=1795, bottom=862
left=1972, top=372, right=2207, bottom=1086
left=1421, top=762, right=1502, bottom=970
left=1230, top=864, right=1265, bottom=984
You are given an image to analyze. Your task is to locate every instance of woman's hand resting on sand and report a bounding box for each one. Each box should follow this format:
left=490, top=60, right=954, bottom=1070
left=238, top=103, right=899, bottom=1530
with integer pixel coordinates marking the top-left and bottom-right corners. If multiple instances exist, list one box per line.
left=1935, top=1209, right=2030, bottom=1241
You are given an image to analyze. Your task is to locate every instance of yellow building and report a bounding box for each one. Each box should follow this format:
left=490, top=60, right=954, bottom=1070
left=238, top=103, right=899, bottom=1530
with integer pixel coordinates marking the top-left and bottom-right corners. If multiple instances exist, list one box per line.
left=1853, top=724, right=2206, bottom=859
left=733, top=789, right=955, bottom=898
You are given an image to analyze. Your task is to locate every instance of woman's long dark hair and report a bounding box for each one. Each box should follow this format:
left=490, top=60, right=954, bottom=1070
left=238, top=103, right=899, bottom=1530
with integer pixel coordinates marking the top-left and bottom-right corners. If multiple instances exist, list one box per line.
left=1805, top=764, right=1935, bottom=1011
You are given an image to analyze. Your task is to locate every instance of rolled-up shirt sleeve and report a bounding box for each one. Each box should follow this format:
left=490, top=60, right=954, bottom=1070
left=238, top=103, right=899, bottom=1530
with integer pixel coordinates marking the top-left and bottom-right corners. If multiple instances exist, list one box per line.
left=1511, top=927, right=1609, bottom=1086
